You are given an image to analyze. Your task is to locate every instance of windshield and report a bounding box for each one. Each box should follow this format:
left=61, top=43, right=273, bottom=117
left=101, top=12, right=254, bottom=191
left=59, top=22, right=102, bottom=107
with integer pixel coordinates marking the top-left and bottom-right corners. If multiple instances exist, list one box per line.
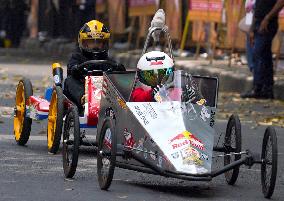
left=154, top=70, right=206, bottom=105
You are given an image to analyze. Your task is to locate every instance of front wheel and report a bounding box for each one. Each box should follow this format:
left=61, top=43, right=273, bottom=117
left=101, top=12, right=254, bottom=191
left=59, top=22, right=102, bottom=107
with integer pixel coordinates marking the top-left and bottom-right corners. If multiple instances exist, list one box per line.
left=224, top=114, right=242, bottom=185
left=62, top=106, right=80, bottom=178
left=261, top=126, right=278, bottom=199
left=97, top=118, right=117, bottom=190
left=47, top=86, right=64, bottom=154
left=14, top=78, right=33, bottom=145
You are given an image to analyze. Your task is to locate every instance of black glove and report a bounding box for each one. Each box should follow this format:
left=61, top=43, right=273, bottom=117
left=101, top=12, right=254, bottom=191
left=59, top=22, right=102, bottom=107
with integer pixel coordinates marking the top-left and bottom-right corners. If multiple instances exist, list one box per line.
left=153, top=84, right=172, bottom=102
left=182, top=83, right=205, bottom=104
left=152, top=85, right=162, bottom=97
left=182, top=84, right=197, bottom=103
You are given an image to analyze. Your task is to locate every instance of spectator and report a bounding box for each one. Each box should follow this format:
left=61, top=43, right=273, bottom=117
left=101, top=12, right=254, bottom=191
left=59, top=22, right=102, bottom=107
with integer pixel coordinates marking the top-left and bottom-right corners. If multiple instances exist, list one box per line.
left=245, top=0, right=255, bottom=72
left=241, top=0, right=284, bottom=99
left=0, top=0, right=8, bottom=47
left=5, top=0, right=28, bottom=47
left=73, top=0, right=96, bottom=35
left=56, top=0, right=73, bottom=39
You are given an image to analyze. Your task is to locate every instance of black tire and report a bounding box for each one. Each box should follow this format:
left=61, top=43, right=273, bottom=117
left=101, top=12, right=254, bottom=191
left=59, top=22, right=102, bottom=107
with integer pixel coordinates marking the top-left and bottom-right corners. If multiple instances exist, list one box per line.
left=261, top=126, right=278, bottom=199
left=47, top=86, right=64, bottom=154
left=62, top=106, right=80, bottom=178
left=14, top=78, right=33, bottom=145
left=97, top=118, right=117, bottom=190
left=224, top=114, right=242, bottom=185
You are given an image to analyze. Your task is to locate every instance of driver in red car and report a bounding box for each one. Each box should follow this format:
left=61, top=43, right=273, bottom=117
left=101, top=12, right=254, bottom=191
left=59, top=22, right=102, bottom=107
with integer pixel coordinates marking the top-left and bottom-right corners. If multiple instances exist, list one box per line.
left=131, top=51, right=174, bottom=102
left=131, top=51, right=205, bottom=104
left=63, top=20, right=125, bottom=113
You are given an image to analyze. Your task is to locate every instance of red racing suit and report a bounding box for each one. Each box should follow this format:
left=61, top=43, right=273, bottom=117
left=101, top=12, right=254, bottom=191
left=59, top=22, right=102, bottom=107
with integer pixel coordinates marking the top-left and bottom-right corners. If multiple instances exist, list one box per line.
left=130, top=87, right=153, bottom=102
left=131, top=86, right=202, bottom=103
left=130, top=87, right=182, bottom=102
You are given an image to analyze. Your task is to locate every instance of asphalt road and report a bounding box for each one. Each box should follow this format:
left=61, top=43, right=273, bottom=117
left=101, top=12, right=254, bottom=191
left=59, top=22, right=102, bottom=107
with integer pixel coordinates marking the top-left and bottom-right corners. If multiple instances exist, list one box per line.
left=0, top=63, right=283, bottom=201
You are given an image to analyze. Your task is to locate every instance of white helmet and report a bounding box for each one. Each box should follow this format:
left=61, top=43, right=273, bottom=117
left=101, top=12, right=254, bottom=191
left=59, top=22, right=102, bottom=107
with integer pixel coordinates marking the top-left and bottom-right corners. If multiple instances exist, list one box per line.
left=137, top=51, right=174, bottom=87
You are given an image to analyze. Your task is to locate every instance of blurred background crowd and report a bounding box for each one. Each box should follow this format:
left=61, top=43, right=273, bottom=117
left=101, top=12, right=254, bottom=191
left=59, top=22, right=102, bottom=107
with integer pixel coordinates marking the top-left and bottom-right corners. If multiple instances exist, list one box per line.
left=0, top=0, right=97, bottom=47
left=0, top=0, right=283, bottom=65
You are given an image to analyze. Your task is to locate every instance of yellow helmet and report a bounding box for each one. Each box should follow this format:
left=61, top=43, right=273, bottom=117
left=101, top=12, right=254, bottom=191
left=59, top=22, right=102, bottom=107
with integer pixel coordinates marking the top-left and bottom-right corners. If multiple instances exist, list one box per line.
left=78, top=20, right=110, bottom=57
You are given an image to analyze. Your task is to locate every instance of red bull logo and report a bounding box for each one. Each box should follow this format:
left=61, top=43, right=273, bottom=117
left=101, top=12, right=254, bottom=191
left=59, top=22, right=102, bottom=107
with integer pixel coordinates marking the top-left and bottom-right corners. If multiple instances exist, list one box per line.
left=169, top=131, right=204, bottom=150
left=169, top=133, right=186, bottom=143
left=169, top=131, right=192, bottom=143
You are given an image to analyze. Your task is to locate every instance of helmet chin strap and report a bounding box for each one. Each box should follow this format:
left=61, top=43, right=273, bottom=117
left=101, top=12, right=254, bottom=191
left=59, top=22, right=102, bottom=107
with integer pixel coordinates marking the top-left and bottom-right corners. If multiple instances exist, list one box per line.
left=81, top=49, right=108, bottom=60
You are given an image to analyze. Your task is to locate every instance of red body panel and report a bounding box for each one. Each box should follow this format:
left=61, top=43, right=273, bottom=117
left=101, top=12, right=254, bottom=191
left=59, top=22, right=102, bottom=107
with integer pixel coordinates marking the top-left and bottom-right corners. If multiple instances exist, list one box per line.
left=87, top=76, right=102, bottom=126
left=29, top=96, right=50, bottom=112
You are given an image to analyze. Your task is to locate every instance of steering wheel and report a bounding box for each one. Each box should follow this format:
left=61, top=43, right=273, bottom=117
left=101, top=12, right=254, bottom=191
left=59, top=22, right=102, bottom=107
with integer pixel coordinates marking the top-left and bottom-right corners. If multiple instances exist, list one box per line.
left=77, top=60, right=119, bottom=75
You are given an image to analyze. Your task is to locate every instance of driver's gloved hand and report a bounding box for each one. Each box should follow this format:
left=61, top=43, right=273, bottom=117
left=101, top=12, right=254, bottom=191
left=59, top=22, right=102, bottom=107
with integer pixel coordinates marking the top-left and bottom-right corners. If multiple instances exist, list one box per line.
left=152, top=85, right=162, bottom=97
left=182, top=84, right=197, bottom=103
left=152, top=85, right=163, bottom=102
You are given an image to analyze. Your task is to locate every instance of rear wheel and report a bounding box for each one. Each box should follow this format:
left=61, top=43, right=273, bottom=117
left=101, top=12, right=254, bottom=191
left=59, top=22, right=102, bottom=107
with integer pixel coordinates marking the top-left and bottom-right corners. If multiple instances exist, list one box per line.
left=224, top=114, right=242, bottom=185
left=261, top=127, right=278, bottom=199
left=47, top=86, right=64, bottom=154
left=62, top=107, right=80, bottom=178
left=14, top=78, right=33, bottom=145
left=97, top=118, right=116, bottom=190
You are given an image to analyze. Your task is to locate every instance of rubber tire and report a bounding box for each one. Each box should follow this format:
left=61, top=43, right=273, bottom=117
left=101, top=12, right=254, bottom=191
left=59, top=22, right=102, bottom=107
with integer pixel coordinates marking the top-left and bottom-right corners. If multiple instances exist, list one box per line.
left=14, top=78, right=33, bottom=145
left=224, top=114, right=242, bottom=185
left=62, top=106, right=80, bottom=178
left=97, top=118, right=117, bottom=190
left=47, top=86, right=64, bottom=154
left=261, top=126, right=278, bottom=199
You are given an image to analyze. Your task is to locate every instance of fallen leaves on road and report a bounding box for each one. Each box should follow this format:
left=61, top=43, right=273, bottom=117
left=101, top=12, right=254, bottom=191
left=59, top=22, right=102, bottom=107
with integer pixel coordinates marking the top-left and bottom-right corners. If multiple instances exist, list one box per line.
left=218, top=92, right=284, bottom=127
left=257, top=116, right=284, bottom=127
left=0, top=107, right=14, bottom=117
left=3, top=92, right=14, bottom=99
left=12, top=75, right=23, bottom=81
left=1, top=74, right=8, bottom=80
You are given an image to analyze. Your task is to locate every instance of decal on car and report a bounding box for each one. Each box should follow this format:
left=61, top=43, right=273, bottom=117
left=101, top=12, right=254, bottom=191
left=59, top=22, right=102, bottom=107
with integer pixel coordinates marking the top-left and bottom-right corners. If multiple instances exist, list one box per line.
left=117, top=97, right=127, bottom=109
left=210, top=110, right=216, bottom=127
left=157, top=155, right=163, bottom=167
left=134, top=105, right=149, bottom=125
left=135, top=138, right=144, bottom=154
left=180, top=147, right=203, bottom=166
left=143, top=103, right=157, bottom=119
left=104, top=128, right=112, bottom=149
left=123, top=128, right=135, bottom=149
left=168, top=130, right=204, bottom=151
left=200, top=106, right=210, bottom=122
left=149, top=151, right=157, bottom=160
left=150, top=138, right=157, bottom=147
left=183, top=103, right=197, bottom=120
left=144, top=148, right=148, bottom=159
left=196, top=98, right=206, bottom=106
left=171, top=151, right=180, bottom=159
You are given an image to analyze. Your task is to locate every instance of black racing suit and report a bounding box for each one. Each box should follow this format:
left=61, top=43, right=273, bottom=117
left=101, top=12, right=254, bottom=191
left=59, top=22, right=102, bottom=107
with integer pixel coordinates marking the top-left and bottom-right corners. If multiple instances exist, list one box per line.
left=63, top=47, right=126, bottom=113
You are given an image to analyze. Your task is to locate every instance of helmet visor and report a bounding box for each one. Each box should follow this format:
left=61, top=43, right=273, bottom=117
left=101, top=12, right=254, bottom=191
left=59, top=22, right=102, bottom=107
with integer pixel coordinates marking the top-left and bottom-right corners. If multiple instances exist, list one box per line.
left=81, top=39, right=108, bottom=53
left=138, top=67, right=174, bottom=87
